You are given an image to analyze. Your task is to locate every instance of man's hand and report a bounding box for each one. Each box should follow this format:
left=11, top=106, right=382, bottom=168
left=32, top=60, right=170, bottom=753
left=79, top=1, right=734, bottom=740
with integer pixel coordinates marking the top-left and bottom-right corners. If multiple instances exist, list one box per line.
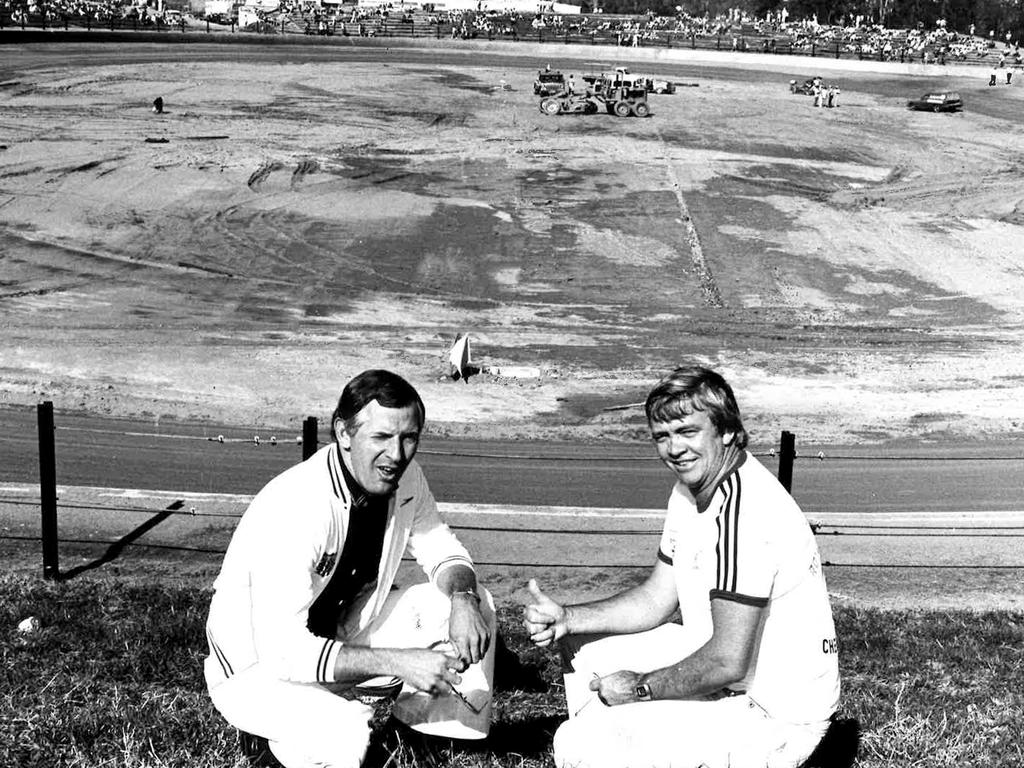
left=522, top=578, right=567, bottom=647
left=448, top=592, right=490, bottom=665
left=589, top=670, right=643, bottom=707
left=395, top=648, right=467, bottom=697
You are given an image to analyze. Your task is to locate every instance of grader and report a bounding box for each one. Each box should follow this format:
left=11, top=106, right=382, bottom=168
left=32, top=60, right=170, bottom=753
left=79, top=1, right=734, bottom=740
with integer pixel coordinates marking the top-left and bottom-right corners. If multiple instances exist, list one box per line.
left=538, top=77, right=650, bottom=118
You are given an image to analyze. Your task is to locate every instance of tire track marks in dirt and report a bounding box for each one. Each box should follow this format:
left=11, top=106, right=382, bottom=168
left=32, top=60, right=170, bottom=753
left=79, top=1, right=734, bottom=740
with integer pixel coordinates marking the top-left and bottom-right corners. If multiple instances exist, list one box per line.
left=653, top=126, right=723, bottom=309
left=247, top=160, right=284, bottom=189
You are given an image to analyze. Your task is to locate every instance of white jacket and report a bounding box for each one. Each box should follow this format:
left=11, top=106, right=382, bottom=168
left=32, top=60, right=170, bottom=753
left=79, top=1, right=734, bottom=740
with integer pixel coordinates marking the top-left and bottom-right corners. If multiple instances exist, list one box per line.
left=204, top=443, right=474, bottom=688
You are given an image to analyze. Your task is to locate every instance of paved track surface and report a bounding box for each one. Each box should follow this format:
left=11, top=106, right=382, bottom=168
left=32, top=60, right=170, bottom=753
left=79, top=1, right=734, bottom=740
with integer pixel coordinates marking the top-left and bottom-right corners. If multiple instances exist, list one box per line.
left=2, top=407, right=1023, bottom=513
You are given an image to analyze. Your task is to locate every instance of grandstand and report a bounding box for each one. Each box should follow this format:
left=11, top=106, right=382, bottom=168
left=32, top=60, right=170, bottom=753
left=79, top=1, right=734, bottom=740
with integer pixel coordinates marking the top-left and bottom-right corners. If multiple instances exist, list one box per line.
left=0, top=0, right=1019, bottom=69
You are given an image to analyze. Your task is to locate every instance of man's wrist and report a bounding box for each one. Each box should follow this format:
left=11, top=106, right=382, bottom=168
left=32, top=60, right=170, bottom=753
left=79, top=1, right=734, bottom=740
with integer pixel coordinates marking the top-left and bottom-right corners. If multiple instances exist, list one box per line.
left=634, top=675, right=653, bottom=702
left=560, top=605, right=573, bottom=637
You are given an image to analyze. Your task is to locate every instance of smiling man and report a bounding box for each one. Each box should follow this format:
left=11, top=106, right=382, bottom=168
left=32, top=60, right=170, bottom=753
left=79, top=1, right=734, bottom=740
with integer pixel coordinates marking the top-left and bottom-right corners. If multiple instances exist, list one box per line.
left=205, top=369, right=495, bottom=768
left=523, top=365, right=840, bottom=768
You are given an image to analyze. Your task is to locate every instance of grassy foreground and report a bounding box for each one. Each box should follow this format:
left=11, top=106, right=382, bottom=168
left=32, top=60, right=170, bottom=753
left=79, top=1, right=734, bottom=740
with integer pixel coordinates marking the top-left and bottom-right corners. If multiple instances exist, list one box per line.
left=1, top=573, right=1022, bottom=768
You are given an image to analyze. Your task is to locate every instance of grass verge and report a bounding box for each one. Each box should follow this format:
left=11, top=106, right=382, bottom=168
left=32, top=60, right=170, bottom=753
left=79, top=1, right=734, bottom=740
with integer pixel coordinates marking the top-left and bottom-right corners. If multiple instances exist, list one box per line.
left=1, top=573, right=1022, bottom=767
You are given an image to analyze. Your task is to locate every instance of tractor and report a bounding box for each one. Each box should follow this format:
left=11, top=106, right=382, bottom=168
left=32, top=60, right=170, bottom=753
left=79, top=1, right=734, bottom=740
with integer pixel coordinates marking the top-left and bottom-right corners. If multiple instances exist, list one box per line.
left=591, top=77, right=650, bottom=117
left=538, top=76, right=650, bottom=118
left=539, top=91, right=599, bottom=115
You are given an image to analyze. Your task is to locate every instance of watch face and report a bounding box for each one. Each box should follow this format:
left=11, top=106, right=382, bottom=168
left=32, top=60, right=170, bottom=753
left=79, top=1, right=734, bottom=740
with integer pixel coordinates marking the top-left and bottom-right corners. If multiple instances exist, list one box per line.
left=635, top=683, right=651, bottom=700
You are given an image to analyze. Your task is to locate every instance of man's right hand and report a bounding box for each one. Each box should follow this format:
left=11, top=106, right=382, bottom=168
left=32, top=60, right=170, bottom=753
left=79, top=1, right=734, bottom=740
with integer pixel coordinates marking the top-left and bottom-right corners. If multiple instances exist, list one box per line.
left=396, top=648, right=467, bottom=697
left=522, top=578, right=567, bottom=647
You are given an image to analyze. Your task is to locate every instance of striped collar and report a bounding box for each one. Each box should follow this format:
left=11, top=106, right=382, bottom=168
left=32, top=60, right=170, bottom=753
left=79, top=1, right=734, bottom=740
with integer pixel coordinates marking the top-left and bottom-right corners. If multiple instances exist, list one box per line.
left=326, top=443, right=350, bottom=504
left=326, top=442, right=395, bottom=509
left=696, top=450, right=747, bottom=513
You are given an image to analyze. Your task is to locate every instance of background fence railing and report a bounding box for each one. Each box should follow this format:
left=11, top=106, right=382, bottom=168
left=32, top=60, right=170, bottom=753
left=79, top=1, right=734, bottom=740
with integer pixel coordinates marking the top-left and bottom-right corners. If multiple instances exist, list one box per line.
left=7, top=401, right=1023, bottom=580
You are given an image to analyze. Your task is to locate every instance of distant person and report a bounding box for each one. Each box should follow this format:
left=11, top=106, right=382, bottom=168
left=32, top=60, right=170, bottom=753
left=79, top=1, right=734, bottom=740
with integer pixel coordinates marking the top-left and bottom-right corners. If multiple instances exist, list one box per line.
left=990, top=66, right=998, bottom=85
left=205, top=369, right=496, bottom=768
left=523, top=365, right=840, bottom=768
left=1007, top=69, right=1014, bottom=85
left=152, top=96, right=164, bottom=114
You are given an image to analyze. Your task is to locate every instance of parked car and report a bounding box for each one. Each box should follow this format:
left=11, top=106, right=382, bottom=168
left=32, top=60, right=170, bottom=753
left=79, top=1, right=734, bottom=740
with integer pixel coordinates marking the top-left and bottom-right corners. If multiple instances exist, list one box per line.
left=789, top=76, right=824, bottom=94
left=643, top=77, right=676, bottom=94
left=583, top=67, right=674, bottom=94
left=906, top=91, right=964, bottom=112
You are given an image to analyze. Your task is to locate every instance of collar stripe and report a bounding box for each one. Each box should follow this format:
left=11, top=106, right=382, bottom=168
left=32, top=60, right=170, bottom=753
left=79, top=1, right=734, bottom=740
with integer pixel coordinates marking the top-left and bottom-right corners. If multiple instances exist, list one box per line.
left=327, top=445, right=345, bottom=500
left=715, top=475, right=741, bottom=593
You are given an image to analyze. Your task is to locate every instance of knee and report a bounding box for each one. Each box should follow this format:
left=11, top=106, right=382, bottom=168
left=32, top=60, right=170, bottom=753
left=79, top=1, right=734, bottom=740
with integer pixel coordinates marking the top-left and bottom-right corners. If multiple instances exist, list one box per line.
left=553, top=718, right=592, bottom=768
left=275, top=720, right=371, bottom=768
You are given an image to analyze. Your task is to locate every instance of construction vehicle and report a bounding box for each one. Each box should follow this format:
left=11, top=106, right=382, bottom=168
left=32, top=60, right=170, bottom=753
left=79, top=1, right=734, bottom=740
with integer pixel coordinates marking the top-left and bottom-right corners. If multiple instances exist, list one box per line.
left=539, top=74, right=650, bottom=117
left=534, top=69, right=566, bottom=96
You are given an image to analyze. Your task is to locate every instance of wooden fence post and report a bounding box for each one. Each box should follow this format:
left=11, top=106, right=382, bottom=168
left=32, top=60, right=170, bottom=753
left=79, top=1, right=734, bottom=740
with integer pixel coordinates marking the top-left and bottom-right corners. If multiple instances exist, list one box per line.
left=778, top=430, right=795, bottom=494
left=302, top=416, right=318, bottom=461
left=37, top=401, right=59, bottom=580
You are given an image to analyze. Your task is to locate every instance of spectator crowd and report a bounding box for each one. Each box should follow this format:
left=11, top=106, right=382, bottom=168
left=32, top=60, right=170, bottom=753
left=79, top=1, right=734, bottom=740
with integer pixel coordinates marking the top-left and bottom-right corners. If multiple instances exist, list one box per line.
left=1, top=0, right=1020, bottom=69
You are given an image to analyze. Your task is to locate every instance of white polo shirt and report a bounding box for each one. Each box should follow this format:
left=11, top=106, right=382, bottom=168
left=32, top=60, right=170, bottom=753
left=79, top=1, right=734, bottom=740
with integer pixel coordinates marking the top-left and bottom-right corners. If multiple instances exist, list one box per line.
left=658, top=452, right=840, bottom=726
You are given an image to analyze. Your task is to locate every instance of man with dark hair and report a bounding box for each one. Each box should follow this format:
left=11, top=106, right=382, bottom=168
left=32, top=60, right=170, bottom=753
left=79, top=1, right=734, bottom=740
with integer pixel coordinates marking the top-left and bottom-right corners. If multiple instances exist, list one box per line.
left=205, top=369, right=495, bottom=768
left=524, top=364, right=840, bottom=768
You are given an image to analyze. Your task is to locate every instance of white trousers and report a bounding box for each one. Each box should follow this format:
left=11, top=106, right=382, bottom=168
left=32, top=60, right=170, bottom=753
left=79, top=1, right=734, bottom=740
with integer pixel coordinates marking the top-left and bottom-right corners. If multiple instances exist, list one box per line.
left=208, top=583, right=496, bottom=768
left=554, top=624, right=828, bottom=768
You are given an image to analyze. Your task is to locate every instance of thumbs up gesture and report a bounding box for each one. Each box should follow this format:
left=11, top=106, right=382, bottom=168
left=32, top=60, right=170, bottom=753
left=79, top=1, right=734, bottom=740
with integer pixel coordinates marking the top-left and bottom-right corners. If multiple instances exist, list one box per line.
left=522, top=578, right=567, bottom=647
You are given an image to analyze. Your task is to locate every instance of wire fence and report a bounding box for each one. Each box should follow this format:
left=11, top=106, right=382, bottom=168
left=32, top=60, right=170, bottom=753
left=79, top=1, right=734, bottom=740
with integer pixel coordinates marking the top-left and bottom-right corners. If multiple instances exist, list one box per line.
left=5, top=401, right=1023, bottom=577
left=40, top=421, right=1024, bottom=463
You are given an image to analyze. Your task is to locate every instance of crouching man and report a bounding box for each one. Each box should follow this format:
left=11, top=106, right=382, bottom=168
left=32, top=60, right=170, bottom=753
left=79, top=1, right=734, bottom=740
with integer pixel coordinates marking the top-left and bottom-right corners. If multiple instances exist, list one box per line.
left=523, top=365, right=840, bottom=768
left=205, top=369, right=495, bottom=768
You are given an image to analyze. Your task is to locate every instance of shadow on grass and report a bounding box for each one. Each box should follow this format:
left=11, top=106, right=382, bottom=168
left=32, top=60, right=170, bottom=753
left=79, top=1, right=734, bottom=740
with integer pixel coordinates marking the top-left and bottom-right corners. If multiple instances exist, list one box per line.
left=482, top=715, right=562, bottom=758
left=60, top=499, right=184, bottom=580
left=801, top=716, right=860, bottom=768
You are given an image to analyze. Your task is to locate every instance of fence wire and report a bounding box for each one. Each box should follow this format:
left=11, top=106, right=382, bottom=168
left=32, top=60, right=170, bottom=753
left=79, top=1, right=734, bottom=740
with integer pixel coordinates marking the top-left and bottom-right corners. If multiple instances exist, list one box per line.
left=3, top=499, right=1024, bottom=568
left=47, top=424, right=1024, bottom=463
left=3, top=533, right=1024, bottom=569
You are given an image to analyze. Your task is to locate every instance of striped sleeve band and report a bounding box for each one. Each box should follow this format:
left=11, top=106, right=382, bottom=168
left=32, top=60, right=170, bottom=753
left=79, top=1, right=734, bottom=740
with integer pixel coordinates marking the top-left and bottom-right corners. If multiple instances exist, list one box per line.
left=207, top=628, right=234, bottom=679
left=317, top=638, right=340, bottom=683
left=429, top=555, right=474, bottom=583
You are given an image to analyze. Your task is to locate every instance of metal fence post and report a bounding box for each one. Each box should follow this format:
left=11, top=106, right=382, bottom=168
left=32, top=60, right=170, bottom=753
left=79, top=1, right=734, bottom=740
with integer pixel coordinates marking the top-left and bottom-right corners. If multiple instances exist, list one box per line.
left=302, top=416, right=319, bottom=461
left=38, top=401, right=59, bottom=580
left=778, top=430, right=795, bottom=494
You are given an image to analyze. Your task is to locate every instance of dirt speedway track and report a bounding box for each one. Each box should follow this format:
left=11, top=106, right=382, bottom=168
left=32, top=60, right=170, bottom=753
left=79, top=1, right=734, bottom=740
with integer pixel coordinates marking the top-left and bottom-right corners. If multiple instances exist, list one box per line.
left=2, top=40, right=1024, bottom=450
left=1, top=40, right=1023, bottom=611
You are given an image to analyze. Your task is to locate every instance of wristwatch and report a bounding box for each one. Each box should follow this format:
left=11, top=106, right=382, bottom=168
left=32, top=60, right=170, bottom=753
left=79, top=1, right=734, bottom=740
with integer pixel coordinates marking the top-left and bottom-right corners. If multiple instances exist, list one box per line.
left=635, top=682, right=653, bottom=701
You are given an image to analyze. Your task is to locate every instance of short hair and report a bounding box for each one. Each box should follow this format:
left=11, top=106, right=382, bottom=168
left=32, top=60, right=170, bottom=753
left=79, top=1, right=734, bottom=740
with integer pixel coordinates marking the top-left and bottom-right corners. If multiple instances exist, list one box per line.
left=644, top=365, right=749, bottom=450
left=331, top=369, right=425, bottom=439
